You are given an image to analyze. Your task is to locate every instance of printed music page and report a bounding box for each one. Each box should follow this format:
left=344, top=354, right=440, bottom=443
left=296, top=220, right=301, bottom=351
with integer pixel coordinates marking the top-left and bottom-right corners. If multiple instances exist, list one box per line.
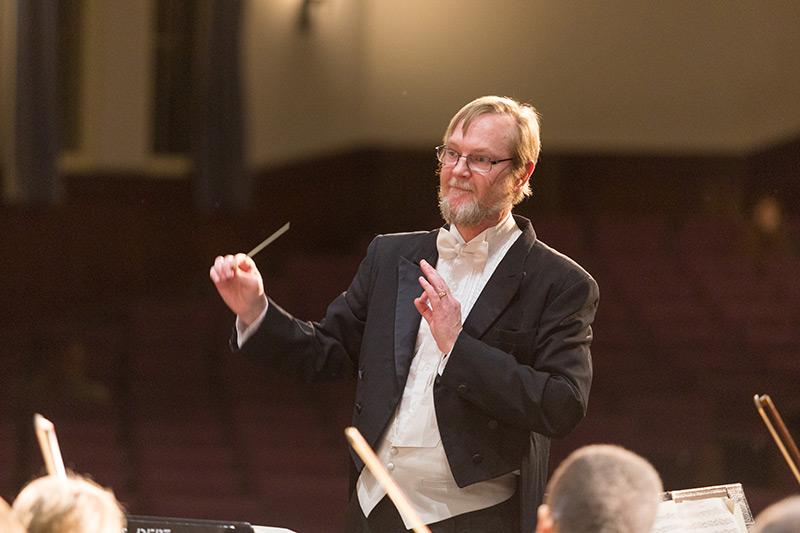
left=652, top=497, right=747, bottom=533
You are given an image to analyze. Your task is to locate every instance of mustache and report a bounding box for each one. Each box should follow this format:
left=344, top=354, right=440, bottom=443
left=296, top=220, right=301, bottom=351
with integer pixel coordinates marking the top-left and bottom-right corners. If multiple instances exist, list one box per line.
left=447, top=177, right=475, bottom=192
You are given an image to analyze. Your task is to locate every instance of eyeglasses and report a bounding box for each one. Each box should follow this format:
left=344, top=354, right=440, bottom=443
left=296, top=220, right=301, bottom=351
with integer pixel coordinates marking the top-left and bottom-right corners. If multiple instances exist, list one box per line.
left=435, top=145, right=514, bottom=174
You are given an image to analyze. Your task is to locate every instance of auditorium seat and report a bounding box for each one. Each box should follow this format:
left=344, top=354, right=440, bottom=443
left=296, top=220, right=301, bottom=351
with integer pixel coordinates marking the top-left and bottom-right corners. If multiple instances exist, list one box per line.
left=764, top=350, right=800, bottom=373
left=592, top=215, right=674, bottom=256
left=280, top=251, right=362, bottom=319
left=138, top=493, right=269, bottom=526
left=0, top=418, right=15, bottom=502
left=675, top=214, right=744, bottom=257
left=251, top=472, right=346, bottom=533
left=138, top=462, right=242, bottom=496
left=56, top=418, right=126, bottom=486
left=532, top=215, right=586, bottom=259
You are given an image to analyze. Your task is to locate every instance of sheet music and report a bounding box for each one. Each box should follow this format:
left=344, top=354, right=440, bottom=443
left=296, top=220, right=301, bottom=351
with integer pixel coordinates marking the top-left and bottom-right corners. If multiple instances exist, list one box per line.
left=652, top=498, right=747, bottom=533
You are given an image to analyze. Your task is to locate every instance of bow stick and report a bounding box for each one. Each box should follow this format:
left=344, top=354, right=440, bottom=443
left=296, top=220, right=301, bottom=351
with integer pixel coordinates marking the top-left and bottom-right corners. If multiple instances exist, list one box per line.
left=754, top=394, right=800, bottom=485
left=344, top=427, right=432, bottom=533
left=34, top=414, right=67, bottom=478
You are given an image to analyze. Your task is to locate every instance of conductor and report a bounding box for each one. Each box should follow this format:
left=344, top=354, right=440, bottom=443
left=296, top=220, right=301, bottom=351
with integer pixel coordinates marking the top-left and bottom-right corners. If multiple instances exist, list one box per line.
left=210, top=95, right=599, bottom=533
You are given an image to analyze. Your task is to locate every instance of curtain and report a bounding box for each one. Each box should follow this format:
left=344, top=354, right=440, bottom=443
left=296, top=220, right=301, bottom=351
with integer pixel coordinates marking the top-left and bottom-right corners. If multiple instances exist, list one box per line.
left=14, top=0, right=60, bottom=204
left=192, top=0, right=249, bottom=213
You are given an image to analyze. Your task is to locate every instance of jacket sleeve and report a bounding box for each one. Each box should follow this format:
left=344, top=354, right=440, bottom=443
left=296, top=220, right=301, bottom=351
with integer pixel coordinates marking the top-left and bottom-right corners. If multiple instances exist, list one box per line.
left=440, top=270, right=598, bottom=438
left=234, top=236, right=379, bottom=382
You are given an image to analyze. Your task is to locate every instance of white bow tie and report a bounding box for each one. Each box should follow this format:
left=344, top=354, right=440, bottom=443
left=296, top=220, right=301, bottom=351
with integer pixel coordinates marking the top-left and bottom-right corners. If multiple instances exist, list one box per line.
left=436, top=228, right=489, bottom=269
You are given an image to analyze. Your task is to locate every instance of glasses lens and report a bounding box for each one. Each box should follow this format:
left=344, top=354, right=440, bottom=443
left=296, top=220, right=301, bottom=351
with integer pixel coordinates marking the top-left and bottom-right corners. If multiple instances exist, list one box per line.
left=438, top=147, right=458, bottom=165
left=468, top=156, right=492, bottom=174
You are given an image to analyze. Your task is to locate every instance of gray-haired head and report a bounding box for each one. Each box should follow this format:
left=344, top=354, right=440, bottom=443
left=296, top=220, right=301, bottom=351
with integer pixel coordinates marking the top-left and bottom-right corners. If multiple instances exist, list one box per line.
left=753, top=496, right=800, bottom=533
left=541, top=444, right=663, bottom=533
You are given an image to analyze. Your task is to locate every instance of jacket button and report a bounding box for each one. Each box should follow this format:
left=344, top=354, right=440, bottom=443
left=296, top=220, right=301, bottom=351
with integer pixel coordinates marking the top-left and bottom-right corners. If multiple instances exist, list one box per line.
left=358, top=368, right=365, bottom=380
left=472, top=453, right=483, bottom=464
left=355, top=402, right=363, bottom=414
left=487, top=419, right=498, bottom=430
left=457, top=384, right=468, bottom=394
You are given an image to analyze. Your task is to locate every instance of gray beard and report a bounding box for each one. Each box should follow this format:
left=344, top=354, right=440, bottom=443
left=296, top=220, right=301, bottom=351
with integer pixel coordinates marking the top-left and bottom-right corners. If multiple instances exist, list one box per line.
left=438, top=184, right=510, bottom=227
left=439, top=194, right=488, bottom=226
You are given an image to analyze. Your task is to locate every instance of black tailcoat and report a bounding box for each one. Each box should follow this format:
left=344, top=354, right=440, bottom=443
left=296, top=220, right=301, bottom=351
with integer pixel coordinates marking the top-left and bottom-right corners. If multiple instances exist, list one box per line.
left=237, top=215, right=598, bottom=532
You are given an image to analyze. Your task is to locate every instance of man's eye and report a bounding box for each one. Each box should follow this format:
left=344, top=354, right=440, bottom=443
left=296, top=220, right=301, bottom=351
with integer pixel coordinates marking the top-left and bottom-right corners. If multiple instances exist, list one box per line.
left=445, top=149, right=459, bottom=158
left=472, top=155, right=491, bottom=164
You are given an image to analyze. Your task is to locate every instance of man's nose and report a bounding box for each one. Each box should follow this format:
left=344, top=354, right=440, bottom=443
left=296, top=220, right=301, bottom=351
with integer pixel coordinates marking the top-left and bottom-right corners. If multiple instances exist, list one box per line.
left=452, top=155, right=472, bottom=174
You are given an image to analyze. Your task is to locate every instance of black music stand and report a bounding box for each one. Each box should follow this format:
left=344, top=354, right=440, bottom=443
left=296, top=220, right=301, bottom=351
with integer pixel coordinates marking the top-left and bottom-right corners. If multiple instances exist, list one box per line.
left=125, top=514, right=254, bottom=533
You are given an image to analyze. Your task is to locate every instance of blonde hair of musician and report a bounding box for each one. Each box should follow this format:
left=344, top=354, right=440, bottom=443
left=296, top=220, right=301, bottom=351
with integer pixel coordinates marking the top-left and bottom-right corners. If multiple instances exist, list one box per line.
left=753, top=496, right=800, bottom=533
left=0, top=496, right=25, bottom=533
left=536, top=444, right=663, bottom=533
left=442, top=95, right=541, bottom=204
left=12, top=474, right=125, bottom=533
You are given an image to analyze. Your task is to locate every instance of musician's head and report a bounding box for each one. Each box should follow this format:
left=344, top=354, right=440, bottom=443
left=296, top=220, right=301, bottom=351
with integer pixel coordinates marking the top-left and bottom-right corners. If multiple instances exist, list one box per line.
left=536, top=444, right=663, bottom=533
left=0, top=496, right=25, bottom=533
left=754, top=495, right=800, bottom=533
left=12, top=474, right=125, bottom=533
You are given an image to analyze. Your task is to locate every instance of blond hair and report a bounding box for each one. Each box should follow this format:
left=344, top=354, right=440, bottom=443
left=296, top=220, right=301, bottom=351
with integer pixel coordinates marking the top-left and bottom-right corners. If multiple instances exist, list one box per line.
left=13, top=475, right=125, bottom=533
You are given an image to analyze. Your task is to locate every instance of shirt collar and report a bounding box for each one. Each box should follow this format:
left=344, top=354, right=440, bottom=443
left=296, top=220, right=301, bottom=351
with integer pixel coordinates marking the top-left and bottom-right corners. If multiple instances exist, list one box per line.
left=450, top=212, right=518, bottom=257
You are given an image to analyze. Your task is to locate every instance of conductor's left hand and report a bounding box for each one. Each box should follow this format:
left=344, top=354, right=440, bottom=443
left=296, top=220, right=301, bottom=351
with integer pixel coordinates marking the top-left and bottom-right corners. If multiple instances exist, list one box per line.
left=414, top=259, right=463, bottom=354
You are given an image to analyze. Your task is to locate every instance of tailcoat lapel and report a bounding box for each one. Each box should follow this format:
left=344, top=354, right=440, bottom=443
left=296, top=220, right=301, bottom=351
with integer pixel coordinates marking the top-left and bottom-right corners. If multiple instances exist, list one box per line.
left=394, top=230, right=439, bottom=391
left=462, top=216, right=537, bottom=339
left=393, top=217, right=536, bottom=390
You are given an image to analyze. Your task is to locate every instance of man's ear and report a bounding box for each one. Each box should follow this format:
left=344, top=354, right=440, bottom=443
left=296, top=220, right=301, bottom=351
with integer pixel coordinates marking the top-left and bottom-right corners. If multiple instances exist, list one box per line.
left=523, top=161, right=535, bottom=180
left=514, top=161, right=535, bottom=191
left=536, top=504, right=555, bottom=533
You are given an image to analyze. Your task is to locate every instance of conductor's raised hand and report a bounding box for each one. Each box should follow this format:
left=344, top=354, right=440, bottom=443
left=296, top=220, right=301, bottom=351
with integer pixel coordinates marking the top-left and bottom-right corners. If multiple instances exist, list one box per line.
left=414, top=259, right=463, bottom=354
left=210, top=253, right=267, bottom=327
